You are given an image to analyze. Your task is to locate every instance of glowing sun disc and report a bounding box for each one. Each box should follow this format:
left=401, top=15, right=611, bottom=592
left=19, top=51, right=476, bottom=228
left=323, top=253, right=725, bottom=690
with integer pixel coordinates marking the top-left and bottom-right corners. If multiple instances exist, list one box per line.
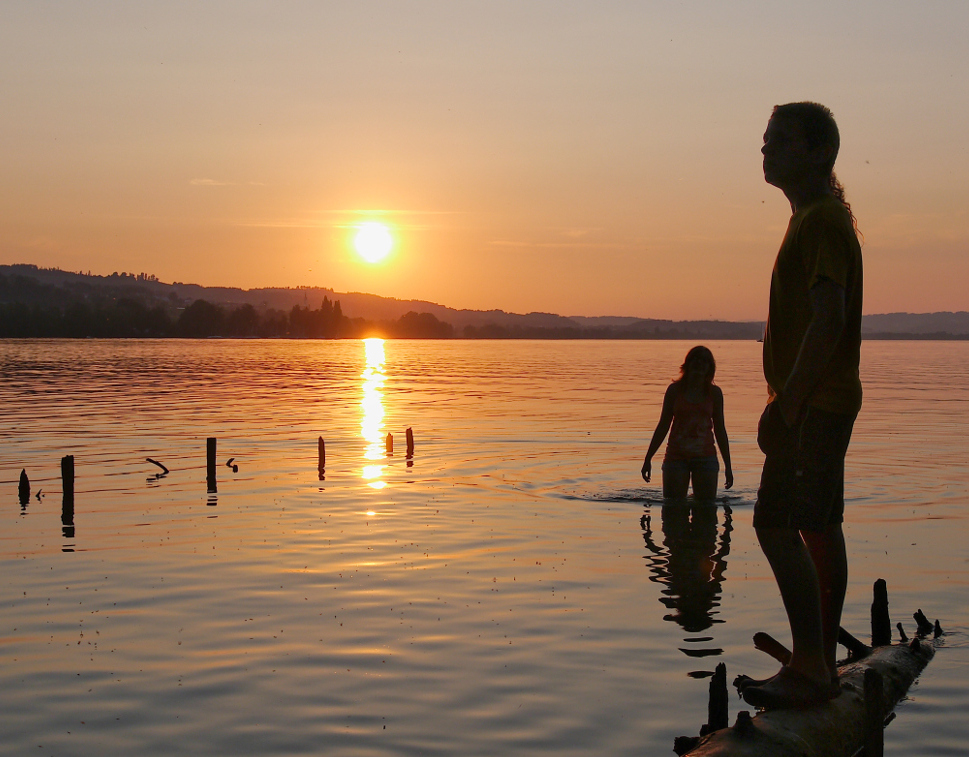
left=354, top=222, right=393, bottom=263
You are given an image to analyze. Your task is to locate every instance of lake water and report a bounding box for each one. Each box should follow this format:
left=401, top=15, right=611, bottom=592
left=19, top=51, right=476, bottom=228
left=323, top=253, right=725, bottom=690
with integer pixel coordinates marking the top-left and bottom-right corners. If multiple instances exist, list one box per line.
left=1, top=339, right=967, bottom=756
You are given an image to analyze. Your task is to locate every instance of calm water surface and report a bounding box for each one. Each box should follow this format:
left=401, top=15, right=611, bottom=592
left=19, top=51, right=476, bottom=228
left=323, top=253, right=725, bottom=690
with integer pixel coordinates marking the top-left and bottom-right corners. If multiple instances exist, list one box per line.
left=1, top=339, right=967, bottom=756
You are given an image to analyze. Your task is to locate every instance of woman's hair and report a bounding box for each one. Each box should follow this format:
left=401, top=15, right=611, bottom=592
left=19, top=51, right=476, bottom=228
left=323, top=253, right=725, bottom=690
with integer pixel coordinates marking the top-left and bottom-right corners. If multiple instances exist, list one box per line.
left=675, top=345, right=716, bottom=391
left=772, top=101, right=858, bottom=233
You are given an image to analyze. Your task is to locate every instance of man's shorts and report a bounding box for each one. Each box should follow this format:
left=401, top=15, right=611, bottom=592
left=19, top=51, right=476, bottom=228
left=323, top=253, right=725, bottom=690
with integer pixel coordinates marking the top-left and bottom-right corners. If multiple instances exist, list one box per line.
left=662, top=455, right=720, bottom=476
left=753, top=403, right=856, bottom=532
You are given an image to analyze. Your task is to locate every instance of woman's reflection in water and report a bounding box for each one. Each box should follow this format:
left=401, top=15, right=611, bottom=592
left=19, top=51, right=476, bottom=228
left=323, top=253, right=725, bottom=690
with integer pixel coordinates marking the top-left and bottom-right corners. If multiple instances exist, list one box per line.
left=641, top=502, right=732, bottom=677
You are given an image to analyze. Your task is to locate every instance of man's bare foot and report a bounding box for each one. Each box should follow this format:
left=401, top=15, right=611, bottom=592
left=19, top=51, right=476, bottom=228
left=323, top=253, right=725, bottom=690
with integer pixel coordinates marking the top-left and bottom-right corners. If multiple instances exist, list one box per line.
left=742, top=667, right=840, bottom=709
left=733, top=667, right=783, bottom=694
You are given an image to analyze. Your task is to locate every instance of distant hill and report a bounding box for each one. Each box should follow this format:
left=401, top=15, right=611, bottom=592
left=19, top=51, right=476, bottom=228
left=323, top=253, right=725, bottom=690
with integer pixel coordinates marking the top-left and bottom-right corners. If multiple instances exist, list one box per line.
left=2, top=264, right=967, bottom=339
left=861, top=311, right=969, bottom=338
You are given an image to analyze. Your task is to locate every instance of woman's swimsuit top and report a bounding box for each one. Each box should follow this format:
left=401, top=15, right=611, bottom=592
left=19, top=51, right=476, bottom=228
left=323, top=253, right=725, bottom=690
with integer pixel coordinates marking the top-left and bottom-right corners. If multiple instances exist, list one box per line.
left=664, top=389, right=716, bottom=461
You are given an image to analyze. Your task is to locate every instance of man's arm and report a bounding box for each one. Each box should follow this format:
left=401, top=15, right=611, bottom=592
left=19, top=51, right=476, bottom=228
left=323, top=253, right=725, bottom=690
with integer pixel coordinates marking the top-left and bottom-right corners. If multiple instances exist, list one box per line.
left=777, top=277, right=846, bottom=426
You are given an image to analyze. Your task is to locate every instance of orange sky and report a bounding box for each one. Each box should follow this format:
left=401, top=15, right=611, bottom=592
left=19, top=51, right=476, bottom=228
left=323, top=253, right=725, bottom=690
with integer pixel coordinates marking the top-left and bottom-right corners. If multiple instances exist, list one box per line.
left=2, top=2, right=967, bottom=321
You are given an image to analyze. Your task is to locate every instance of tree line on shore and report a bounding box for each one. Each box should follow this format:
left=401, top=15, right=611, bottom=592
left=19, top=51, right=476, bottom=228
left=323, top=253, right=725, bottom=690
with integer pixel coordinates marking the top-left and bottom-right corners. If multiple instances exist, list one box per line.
left=0, top=294, right=460, bottom=339
left=0, top=267, right=765, bottom=340
left=0, top=294, right=772, bottom=340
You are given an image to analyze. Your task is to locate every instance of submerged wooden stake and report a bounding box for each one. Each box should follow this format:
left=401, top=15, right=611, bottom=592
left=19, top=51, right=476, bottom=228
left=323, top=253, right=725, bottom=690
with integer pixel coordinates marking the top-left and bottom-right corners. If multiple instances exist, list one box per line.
left=60, top=455, right=75, bottom=537
left=318, top=436, right=326, bottom=479
left=61, top=455, right=75, bottom=503
left=19, top=469, right=30, bottom=505
left=385, top=433, right=393, bottom=454
left=206, top=437, right=217, bottom=493
left=406, top=427, right=415, bottom=457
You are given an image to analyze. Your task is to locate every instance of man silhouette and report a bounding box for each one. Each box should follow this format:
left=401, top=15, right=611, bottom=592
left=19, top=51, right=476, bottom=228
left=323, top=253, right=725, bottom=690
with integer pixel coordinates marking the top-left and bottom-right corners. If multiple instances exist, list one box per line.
left=741, top=102, right=863, bottom=709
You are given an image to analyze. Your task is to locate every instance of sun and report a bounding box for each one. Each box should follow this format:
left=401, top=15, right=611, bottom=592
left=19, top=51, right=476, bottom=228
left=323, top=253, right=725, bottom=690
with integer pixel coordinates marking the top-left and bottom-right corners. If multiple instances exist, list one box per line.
left=353, top=222, right=394, bottom=263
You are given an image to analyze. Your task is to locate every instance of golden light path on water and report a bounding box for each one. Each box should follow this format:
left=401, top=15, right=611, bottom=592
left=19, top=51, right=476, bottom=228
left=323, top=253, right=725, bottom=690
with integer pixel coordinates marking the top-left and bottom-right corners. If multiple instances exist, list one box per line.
left=360, top=338, right=387, bottom=492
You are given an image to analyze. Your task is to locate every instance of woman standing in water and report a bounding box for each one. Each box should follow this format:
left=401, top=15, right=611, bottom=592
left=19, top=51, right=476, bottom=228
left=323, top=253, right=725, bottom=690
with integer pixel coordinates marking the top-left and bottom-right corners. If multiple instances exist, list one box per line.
left=641, top=346, right=733, bottom=500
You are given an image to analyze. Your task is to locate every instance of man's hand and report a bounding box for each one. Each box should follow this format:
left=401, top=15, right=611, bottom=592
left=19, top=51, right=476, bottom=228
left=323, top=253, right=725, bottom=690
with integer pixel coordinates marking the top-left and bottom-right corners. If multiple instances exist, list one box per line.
left=778, top=278, right=846, bottom=425
left=724, top=468, right=734, bottom=489
left=777, top=391, right=801, bottom=428
left=641, top=459, right=652, bottom=483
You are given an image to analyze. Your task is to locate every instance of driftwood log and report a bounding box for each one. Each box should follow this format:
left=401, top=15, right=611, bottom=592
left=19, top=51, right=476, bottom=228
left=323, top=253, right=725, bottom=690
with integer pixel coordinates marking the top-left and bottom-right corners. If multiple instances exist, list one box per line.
left=677, top=580, right=941, bottom=757
left=683, top=638, right=935, bottom=756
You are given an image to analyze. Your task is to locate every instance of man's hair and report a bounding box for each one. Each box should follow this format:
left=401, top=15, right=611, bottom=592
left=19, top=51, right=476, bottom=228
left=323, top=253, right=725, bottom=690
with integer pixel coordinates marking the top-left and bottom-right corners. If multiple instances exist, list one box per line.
left=772, top=102, right=857, bottom=231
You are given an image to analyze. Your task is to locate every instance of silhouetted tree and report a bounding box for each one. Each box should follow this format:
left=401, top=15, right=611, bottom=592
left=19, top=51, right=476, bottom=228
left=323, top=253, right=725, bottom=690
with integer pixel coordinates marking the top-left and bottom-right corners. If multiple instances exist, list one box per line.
left=225, top=304, right=260, bottom=336
left=288, top=297, right=347, bottom=337
left=393, top=311, right=454, bottom=338
left=178, top=299, right=225, bottom=337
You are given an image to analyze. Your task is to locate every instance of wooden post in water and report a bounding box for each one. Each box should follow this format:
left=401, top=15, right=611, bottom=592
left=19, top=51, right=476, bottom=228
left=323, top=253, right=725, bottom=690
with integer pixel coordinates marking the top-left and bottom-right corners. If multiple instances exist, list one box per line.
left=61, top=455, right=75, bottom=502
left=406, top=427, right=414, bottom=456
left=19, top=469, right=30, bottom=505
left=206, top=437, right=217, bottom=493
left=318, top=436, right=326, bottom=480
left=872, top=578, right=892, bottom=647
left=385, top=433, right=393, bottom=455
left=706, top=662, right=729, bottom=734
left=61, top=456, right=75, bottom=538
left=913, top=609, right=934, bottom=637
left=863, top=668, right=885, bottom=757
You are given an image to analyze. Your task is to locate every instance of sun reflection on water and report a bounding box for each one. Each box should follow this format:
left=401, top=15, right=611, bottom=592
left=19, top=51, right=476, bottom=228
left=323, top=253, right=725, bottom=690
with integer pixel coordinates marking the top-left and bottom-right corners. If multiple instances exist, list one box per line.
left=361, top=338, right=387, bottom=489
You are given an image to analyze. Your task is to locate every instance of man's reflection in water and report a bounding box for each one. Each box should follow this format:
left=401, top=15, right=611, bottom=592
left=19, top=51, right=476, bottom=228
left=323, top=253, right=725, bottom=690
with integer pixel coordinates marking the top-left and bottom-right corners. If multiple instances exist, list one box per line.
left=641, top=503, right=732, bottom=677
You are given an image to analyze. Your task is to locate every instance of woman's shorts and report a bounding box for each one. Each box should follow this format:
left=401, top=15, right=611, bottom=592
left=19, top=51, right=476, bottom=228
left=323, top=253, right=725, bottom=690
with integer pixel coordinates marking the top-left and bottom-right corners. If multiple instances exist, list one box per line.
left=662, top=455, right=720, bottom=476
left=754, top=403, right=855, bottom=532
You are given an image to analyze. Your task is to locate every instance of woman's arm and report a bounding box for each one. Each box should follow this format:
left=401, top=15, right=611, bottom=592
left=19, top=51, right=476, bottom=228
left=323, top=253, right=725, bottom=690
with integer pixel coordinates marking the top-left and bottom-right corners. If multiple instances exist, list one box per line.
left=712, top=385, right=733, bottom=489
left=642, top=384, right=676, bottom=482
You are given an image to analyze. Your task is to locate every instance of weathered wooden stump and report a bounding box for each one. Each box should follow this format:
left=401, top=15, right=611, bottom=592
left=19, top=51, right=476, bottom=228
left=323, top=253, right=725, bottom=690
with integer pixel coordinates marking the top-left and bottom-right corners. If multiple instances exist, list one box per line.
left=318, top=436, right=326, bottom=480
left=914, top=610, right=934, bottom=636
left=871, top=578, right=891, bottom=647
left=706, top=663, right=729, bottom=734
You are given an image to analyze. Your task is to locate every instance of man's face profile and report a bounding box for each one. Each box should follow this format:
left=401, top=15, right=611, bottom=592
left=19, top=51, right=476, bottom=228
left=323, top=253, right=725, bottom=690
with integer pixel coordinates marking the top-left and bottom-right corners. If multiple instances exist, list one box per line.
left=761, top=116, right=811, bottom=190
